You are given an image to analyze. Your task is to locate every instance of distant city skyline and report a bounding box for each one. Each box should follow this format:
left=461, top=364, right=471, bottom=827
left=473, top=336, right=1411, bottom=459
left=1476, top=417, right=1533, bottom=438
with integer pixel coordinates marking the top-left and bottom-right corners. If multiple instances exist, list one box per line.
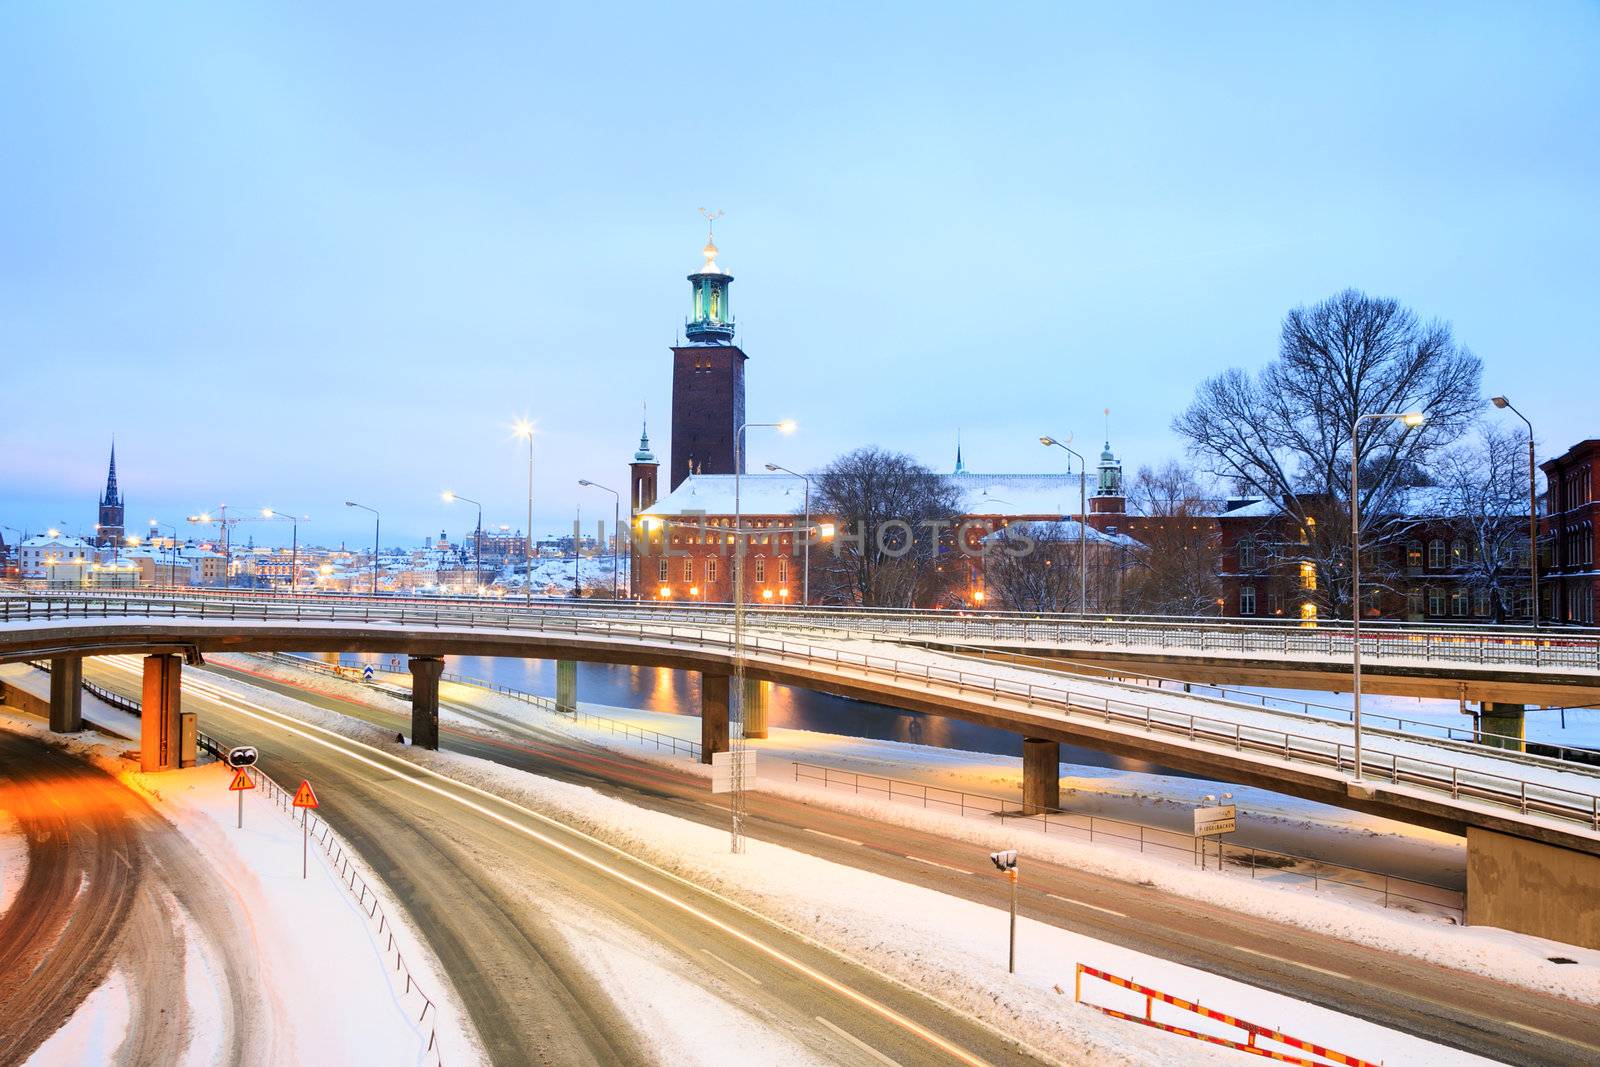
left=3, top=3, right=1597, bottom=545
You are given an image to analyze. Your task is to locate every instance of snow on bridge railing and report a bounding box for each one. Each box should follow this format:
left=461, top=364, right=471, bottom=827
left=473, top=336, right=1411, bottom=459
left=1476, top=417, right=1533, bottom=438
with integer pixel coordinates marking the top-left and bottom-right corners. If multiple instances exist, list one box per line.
left=193, top=730, right=448, bottom=1066
left=11, top=594, right=1600, bottom=834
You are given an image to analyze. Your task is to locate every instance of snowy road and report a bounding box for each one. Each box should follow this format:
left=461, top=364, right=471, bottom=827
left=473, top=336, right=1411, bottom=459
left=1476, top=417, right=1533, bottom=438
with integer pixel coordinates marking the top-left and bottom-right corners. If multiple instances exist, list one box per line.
left=176, top=657, right=1600, bottom=1067
left=94, top=662, right=1046, bottom=1066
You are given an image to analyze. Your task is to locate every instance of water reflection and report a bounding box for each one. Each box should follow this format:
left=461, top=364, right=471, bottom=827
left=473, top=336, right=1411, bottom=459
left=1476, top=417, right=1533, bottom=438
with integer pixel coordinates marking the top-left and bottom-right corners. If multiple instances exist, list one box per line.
left=332, top=652, right=1180, bottom=773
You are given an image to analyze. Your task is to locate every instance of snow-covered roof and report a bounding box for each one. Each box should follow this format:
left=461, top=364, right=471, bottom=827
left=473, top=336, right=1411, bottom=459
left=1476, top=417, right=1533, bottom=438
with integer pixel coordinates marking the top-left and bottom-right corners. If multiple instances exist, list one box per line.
left=641, top=474, right=807, bottom=517
left=1219, top=498, right=1279, bottom=519
left=951, top=473, right=1084, bottom=518
left=21, top=534, right=94, bottom=549
left=982, top=520, right=1143, bottom=549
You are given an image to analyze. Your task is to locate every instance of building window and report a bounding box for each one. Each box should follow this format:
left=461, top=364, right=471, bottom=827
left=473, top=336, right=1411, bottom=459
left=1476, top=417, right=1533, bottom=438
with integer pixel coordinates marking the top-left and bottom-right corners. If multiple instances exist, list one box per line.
left=1407, top=590, right=1423, bottom=616
left=1428, top=539, right=1446, bottom=568
left=658, top=558, right=668, bottom=582
left=1267, top=592, right=1284, bottom=616
left=1473, top=590, right=1490, bottom=617
left=1451, top=589, right=1468, bottom=617
left=1406, top=541, right=1423, bottom=568
left=1451, top=539, right=1467, bottom=565
left=1427, top=587, right=1445, bottom=616
left=1298, top=562, right=1316, bottom=590
left=706, top=557, right=718, bottom=583
left=682, top=557, right=693, bottom=582
left=1239, top=585, right=1256, bottom=615
left=777, top=557, right=788, bottom=583
left=753, top=557, right=766, bottom=583
left=1238, top=541, right=1256, bottom=570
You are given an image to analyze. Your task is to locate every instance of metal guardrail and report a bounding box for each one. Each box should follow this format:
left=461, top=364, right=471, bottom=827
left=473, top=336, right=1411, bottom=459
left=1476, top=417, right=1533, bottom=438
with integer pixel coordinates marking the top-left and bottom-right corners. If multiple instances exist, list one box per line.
left=791, top=761, right=1464, bottom=919
left=193, top=729, right=446, bottom=1065
left=10, top=586, right=1600, bottom=672
left=8, top=593, right=1600, bottom=834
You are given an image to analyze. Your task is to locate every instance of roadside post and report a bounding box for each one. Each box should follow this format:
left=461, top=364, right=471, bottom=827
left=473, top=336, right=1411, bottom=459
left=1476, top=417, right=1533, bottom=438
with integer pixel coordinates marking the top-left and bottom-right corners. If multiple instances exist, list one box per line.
left=292, top=779, right=320, bottom=879
left=990, top=849, right=1019, bottom=973
left=226, top=747, right=258, bottom=829
left=1193, top=793, right=1236, bottom=871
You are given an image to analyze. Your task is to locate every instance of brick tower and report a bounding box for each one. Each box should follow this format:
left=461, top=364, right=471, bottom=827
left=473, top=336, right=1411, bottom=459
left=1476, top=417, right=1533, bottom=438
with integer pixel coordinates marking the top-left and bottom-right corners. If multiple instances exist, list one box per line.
left=96, top=441, right=125, bottom=547
left=670, top=217, right=746, bottom=490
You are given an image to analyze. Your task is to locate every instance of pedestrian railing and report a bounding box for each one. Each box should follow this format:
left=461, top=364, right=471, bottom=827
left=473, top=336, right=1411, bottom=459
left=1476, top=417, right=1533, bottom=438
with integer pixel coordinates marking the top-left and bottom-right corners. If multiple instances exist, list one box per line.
left=193, top=730, right=447, bottom=1066
left=791, top=761, right=1465, bottom=920
left=8, top=593, right=1600, bottom=835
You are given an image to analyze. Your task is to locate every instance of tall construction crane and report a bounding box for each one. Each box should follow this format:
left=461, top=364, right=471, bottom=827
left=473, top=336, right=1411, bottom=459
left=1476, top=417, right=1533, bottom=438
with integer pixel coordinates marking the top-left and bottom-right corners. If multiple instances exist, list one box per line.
left=186, top=505, right=307, bottom=589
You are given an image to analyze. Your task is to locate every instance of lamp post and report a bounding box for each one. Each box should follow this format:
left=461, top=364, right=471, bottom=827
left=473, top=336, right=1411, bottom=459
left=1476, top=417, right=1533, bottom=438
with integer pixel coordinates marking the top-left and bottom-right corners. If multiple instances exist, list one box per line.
left=514, top=419, right=535, bottom=606
left=730, top=418, right=796, bottom=854
left=764, top=463, right=811, bottom=607
left=344, top=501, right=380, bottom=596
left=1040, top=436, right=1088, bottom=614
left=578, top=480, right=621, bottom=600
left=262, top=508, right=306, bottom=595
left=442, top=491, right=484, bottom=593
left=1350, top=411, right=1426, bottom=782
left=1489, top=397, right=1539, bottom=627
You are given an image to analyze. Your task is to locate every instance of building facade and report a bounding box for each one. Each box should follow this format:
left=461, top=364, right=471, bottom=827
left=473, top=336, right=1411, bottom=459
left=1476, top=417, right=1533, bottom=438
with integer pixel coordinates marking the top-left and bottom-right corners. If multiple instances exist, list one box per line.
left=1542, top=439, right=1599, bottom=625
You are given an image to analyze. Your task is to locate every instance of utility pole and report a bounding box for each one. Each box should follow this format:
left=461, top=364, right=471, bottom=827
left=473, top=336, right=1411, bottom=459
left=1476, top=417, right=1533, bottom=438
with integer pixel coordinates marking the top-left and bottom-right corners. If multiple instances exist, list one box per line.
left=990, top=849, right=1019, bottom=973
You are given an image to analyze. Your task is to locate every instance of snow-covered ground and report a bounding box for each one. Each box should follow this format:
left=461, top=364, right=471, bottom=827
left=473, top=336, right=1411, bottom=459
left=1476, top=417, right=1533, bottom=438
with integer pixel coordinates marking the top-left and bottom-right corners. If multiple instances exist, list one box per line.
left=0, top=810, right=26, bottom=921
left=177, top=667, right=1501, bottom=1066
left=0, top=713, right=486, bottom=1067
left=1253, top=685, right=1600, bottom=750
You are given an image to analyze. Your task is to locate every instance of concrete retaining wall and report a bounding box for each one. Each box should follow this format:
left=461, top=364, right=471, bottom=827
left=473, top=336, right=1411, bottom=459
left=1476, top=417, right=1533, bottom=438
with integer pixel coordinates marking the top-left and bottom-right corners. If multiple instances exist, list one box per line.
left=1467, top=826, right=1600, bottom=950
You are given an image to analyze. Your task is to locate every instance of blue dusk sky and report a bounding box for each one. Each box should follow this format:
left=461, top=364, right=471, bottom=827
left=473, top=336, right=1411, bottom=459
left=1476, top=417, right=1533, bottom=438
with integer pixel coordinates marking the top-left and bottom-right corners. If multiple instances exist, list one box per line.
left=2, top=2, right=1596, bottom=547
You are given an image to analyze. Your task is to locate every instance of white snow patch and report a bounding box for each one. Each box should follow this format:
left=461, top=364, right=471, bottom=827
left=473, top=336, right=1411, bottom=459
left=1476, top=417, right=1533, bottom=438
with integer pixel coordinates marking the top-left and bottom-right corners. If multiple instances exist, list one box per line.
left=0, top=810, right=25, bottom=920
left=25, top=969, right=131, bottom=1066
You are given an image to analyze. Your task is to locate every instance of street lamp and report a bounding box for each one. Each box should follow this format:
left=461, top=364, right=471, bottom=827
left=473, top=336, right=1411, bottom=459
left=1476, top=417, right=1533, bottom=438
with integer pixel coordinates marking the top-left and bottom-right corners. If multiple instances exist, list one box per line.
left=1350, top=411, right=1425, bottom=782
left=578, top=480, right=621, bottom=600
left=764, top=463, right=811, bottom=607
left=262, top=508, right=307, bottom=595
left=442, top=491, right=484, bottom=593
left=1489, top=397, right=1539, bottom=628
left=149, top=519, right=179, bottom=587
left=344, top=501, right=380, bottom=596
left=513, top=418, right=535, bottom=606
left=1040, top=436, right=1088, bottom=614
left=729, top=417, right=796, bottom=854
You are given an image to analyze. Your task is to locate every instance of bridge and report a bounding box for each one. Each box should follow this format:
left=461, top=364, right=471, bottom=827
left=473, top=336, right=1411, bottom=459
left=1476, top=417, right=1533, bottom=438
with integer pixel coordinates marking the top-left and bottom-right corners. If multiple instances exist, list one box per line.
left=4, top=591, right=1600, bottom=950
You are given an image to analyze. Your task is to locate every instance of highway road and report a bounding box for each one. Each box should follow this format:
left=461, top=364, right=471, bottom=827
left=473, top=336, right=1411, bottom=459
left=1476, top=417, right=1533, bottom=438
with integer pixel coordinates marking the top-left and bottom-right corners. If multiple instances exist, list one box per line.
left=0, top=729, right=268, bottom=1067
left=87, top=656, right=1049, bottom=1067
left=132, top=654, right=1600, bottom=1067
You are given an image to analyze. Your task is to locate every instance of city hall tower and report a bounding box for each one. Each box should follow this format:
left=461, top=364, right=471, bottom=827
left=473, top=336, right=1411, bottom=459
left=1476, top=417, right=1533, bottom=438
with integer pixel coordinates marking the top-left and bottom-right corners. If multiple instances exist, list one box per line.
left=669, top=216, right=747, bottom=490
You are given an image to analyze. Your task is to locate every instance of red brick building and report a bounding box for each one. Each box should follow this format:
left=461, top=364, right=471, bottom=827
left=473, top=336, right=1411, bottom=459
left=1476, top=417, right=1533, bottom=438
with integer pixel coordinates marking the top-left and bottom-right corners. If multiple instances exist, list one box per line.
left=1542, top=439, right=1599, bottom=625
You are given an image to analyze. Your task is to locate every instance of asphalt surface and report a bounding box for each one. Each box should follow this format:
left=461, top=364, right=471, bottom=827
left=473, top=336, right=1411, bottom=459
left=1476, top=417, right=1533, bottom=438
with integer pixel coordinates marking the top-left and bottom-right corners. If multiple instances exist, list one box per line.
left=87, top=656, right=1048, bottom=1067
left=168, top=655, right=1600, bottom=1067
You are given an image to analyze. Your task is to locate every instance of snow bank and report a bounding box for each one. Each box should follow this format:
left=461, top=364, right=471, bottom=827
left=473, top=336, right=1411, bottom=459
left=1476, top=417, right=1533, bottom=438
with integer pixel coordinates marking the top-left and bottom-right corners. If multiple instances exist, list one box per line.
left=0, top=810, right=24, bottom=921
left=24, top=970, right=130, bottom=1066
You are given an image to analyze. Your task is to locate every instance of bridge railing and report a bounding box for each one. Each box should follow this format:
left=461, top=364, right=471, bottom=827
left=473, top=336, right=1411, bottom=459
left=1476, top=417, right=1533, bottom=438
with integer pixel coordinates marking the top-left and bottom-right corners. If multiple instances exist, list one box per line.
left=9, top=593, right=1600, bottom=834
left=8, top=587, right=1600, bottom=673
left=791, top=761, right=1464, bottom=920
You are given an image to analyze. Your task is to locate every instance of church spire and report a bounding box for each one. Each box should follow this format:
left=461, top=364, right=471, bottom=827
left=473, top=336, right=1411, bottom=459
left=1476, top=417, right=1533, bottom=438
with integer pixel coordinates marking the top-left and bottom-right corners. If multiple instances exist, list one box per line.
left=102, top=440, right=121, bottom=506
left=954, top=430, right=966, bottom=474
left=634, top=406, right=657, bottom=463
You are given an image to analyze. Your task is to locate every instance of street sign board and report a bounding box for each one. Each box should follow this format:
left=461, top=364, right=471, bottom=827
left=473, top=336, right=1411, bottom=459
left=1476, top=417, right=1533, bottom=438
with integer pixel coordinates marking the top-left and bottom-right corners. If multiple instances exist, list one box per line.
left=226, top=746, right=258, bottom=768
left=710, top=750, right=756, bottom=794
left=1194, top=804, right=1237, bottom=837
left=228, top=767, right=255, bottom=791
left=292, top=780, right=320, bottom=809
left=362, top=665, right=374, bottom=681
left=990, top=849, right=1018, bottom=871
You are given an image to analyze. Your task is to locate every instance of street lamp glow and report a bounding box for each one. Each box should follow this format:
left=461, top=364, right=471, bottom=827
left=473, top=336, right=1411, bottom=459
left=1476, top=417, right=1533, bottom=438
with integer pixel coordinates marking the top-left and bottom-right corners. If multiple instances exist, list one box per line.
left=261, top=508, right=275, bottom=518
left=1400, top=412, right=1425, bottom=427
left=441, top=490, right=456, bottom=503
left=47, top=528, right=60, bottom=537
left=512, top=418, right=535, bottom=439
left=777, top=419, right=797, bottom=434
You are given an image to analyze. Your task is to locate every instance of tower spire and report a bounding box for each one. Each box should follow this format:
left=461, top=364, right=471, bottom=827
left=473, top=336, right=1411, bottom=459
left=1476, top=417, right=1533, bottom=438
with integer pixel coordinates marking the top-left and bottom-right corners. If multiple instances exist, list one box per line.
left=103, top=439, right=120, bottom=506
left=685, top=210, right=734, bottom=343
left=954, top=429, right=966, bottom=474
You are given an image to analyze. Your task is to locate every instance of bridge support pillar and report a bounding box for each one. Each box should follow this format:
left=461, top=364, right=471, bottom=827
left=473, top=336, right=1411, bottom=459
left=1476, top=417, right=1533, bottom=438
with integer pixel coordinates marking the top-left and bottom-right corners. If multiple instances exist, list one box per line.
left=1468, top=827, right=1600, bottom=949
left=48, top=656, right=83, bottom=733
left=700, top=674, right=729, bottom=765
left=1479, top=703, right=1526, bottom=752
left=140, top=655, right=188, bottom=772
left=741, top=677, right=770, bottom=739
left=1021, top=738, right=1061, bottom=815
left=555, top=660, right=577, bottom=714
left=409, top=655, right=443, bottom=750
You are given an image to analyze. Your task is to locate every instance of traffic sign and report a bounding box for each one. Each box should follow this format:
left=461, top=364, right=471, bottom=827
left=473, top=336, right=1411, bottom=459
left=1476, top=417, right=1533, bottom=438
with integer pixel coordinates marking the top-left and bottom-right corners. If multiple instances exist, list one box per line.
left=228, top=767, right=256, bottom=791
left=292, top=780, right=320, bottom=809
left=1193, top=804, right=1237, bottom=837
left=362, top=665, right=374, bottom=681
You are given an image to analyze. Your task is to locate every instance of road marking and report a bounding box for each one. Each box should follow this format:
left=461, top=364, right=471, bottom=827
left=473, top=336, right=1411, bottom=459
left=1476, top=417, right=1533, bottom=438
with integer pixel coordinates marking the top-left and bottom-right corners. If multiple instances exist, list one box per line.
left=1232, top=945, right=1353, bottom=980
left=1045, top=893, right=1126, bottom=917
left=132, top=666, right=993, bottom=1067
left=816, top=1016, right=905, bottom=1067
left=904, top=855, right=972, bottom=875
left=701, top=949, right=763, bottom=986
left=804, top=828, right=864, bottom=846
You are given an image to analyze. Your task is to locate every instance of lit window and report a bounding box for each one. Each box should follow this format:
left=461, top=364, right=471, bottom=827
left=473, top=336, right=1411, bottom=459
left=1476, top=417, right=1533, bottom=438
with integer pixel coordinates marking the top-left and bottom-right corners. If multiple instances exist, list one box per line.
left=706, top=557, right=718, bottom=583
left=682, top=557, right=693, bottom=582
left=1298, top=562, right=1317, bottom=590
left=778, top=558, right=788, bottom=583
left=1406, top=541, right=1423, bottom=568
left=658, top=558, right=668, bottom=581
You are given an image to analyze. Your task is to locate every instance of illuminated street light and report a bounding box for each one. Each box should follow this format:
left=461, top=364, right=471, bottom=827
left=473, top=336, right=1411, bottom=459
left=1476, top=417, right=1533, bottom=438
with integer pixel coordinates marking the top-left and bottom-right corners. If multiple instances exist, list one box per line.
left=578, top=479, right=622, bottom=600
left=513, top=418, right=536, bottom=607
left=442, top=491, right=484, bottom=592
left=344, top=501, right=380, bottom=596
left=1349, top=411, right=1426, bottom=781
left=1490, top=396, right=1539, bottom=628
left=1040, top=435, right=1088, bottom=614
left=765, top=462, right=812, bottom=607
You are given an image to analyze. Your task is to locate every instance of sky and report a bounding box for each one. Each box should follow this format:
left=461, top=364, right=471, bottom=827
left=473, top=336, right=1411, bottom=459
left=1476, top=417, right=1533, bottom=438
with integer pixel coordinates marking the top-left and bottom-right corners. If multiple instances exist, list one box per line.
left=2, top=2, right=1596, bottom=548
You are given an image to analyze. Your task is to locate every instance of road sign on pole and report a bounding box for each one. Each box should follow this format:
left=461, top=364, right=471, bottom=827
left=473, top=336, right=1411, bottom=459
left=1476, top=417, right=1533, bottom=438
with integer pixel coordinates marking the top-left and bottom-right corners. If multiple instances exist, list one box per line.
left=1193, top=804, right=1237, bottom=837
left=228, top=766, right=255, bottom=829
left=363, top=665, right=374, bottom=682
left=989, top=850, right=1019, bottom=973
left=293, top=780, right=319, bottom=879
left=710, top=750, right=756, bottom=794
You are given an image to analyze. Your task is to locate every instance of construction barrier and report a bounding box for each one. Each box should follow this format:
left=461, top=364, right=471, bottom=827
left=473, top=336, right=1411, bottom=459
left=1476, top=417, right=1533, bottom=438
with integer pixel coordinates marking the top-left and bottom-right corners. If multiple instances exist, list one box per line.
left=1074, top=964, right=1382, bottom=1067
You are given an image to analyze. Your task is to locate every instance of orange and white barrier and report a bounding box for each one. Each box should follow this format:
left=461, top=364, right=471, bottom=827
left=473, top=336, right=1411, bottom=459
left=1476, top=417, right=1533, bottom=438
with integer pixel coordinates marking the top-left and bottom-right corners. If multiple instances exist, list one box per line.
left=1074, top=964, right=1382, bottom=1067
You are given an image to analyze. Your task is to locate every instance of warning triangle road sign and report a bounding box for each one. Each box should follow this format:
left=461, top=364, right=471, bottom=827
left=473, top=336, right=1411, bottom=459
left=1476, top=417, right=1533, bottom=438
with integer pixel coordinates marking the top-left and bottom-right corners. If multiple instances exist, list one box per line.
left=228, top=767, right=255, bottom=791
left=292, top=780, right=320, bottom=809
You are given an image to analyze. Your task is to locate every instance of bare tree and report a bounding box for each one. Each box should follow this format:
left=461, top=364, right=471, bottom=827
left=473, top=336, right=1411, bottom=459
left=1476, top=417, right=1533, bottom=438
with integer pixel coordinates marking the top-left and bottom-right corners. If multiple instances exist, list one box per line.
left=986, top=522, right=1080, bottom=612
left=1123, top=461, right=1223, bottom=615
left=807, top=447, right=965, bottom=608
left=1434, top=423, right=1534, bottom=622
left=1173, top=289, right=1481, bottom=617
